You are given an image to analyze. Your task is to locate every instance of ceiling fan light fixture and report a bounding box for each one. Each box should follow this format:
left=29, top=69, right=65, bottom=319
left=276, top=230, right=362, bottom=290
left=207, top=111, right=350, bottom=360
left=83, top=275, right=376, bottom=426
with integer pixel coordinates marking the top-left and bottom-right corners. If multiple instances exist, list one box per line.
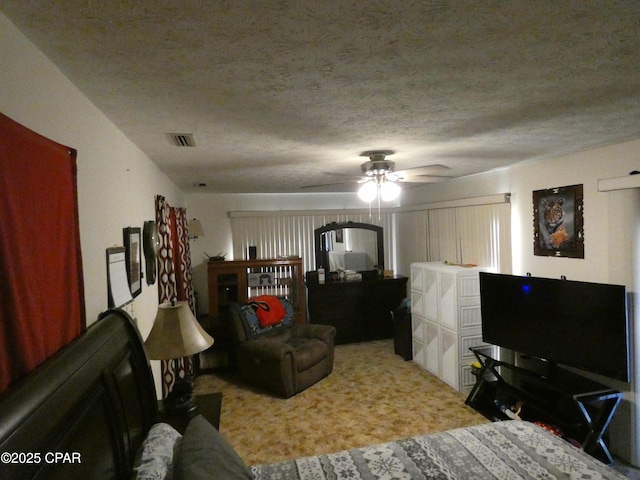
left=380, top=180, right=401, bottom=201
left=358, top=181, right=378, bottom=202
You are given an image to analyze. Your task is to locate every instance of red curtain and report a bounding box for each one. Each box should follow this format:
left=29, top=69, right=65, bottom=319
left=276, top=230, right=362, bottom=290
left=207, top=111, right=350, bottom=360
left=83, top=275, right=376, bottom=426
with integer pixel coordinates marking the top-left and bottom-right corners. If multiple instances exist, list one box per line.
left=0, top=113, right=85, bottom=393
left=155, top=195, right=194, bottom=397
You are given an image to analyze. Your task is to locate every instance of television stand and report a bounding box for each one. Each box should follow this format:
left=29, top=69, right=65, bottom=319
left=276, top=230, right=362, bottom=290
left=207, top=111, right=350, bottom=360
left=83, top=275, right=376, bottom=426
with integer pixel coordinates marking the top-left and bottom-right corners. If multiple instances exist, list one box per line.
left=465, top=347, right=622, bottom=464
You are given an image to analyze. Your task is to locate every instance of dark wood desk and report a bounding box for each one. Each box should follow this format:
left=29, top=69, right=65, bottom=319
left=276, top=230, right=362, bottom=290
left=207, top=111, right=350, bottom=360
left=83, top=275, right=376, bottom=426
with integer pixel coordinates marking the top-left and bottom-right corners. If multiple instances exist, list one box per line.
left=158, top=392, right=222, bottom=434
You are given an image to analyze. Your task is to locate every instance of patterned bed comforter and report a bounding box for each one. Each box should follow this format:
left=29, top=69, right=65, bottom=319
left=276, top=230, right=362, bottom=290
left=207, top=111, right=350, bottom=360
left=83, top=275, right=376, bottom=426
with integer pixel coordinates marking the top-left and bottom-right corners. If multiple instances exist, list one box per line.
left=251, top=421, right=627, bottom=479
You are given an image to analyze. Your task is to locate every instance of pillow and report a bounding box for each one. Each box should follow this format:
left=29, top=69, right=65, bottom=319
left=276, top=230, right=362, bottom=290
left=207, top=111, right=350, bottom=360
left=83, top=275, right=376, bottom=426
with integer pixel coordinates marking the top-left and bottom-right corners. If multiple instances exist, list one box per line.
left=176, top=415, right=252, bottom=480
left=235, top=297, right=294, bottom=340
left=249, top=295, right=287, bottom=327
left=131, top=422, right=182, bottom=480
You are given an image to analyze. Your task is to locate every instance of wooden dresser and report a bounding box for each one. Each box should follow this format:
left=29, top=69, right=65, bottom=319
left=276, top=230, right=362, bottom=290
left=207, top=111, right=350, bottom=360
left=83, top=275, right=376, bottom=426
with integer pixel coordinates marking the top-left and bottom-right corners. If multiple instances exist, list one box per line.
left=306, top=276, right=407, bottom=344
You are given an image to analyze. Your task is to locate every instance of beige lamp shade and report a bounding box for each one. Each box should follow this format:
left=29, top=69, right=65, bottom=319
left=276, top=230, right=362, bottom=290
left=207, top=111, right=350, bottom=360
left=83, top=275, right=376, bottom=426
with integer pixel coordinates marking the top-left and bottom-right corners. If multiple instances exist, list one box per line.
left=145, top=301, right=214, bottom=360
left=187, top=218, right=205, bottom=238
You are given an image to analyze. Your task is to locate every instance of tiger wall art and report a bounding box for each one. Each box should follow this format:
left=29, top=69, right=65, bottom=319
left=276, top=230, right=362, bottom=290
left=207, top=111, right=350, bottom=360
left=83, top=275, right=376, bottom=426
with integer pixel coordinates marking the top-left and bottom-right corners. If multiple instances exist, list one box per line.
left=533, top=184, right=584, bottom=258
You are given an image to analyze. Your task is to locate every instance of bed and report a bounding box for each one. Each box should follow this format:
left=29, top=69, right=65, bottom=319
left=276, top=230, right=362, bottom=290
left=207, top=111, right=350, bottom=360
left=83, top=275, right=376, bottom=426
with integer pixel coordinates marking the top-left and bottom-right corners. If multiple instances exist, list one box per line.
left=0, top=309, right=627, bottom=479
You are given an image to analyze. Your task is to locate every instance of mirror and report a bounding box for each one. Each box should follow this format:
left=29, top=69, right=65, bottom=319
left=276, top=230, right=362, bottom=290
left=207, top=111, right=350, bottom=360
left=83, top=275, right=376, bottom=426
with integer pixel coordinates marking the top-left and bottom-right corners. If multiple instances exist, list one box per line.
left=314, top=222, right=383, bottom=273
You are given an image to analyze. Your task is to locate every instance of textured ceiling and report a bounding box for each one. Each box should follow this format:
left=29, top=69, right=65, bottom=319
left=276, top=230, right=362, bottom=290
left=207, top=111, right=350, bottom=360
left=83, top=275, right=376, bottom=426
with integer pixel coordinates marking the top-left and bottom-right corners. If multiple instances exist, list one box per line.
left=2, top=1, right=640, bottom=193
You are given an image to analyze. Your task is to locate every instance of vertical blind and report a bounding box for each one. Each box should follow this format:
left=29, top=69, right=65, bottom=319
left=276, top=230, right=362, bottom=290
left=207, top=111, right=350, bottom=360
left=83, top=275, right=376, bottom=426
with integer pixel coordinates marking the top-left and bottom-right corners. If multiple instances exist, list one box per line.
left=396, top=197, right=511, bottom=275
left=229, top=198, right=511, bottom=280
left=427, top=208, right=459, bottom=263
left=455, top=203, right=511, bottom=273
left=230, top=211, right=395, bottom=274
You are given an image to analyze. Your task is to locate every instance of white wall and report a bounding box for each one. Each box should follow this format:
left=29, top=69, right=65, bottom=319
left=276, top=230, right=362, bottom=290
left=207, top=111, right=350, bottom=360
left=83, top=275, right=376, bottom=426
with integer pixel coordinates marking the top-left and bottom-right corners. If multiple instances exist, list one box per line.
left=0, top=12, right=184, bottom=398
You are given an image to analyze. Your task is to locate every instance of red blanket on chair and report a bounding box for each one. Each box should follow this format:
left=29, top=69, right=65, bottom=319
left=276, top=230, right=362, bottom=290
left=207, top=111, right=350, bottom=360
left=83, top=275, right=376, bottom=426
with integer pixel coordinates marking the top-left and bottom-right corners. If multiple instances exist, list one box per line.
left=249, top=295, right=287, bottom=327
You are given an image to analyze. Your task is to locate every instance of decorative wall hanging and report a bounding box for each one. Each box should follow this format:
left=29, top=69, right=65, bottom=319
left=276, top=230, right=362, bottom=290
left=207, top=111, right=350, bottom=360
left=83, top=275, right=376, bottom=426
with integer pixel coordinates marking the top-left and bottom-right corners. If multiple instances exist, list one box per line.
left=123, top=227, right=142, bottom=297
left=155, top=195, right=195, bottom=399
left=533, top=184, right=584, bottom=258
left=143, top=220, right=160, bottom=285
left=0, top=112, right=85, bottom=393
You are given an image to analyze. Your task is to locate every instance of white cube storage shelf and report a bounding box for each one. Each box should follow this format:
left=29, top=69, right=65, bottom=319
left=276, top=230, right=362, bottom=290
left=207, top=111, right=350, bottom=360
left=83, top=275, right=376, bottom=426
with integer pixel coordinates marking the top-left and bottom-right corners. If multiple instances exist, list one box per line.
left=410, top=262, right=491, bottom=394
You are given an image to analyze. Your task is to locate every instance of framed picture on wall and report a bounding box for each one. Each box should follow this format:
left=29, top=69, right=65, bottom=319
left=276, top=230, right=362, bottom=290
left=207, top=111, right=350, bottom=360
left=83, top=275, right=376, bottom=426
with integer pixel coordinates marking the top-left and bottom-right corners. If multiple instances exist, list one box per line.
left=106, top=246, right=133, bottom=308
left=533, top=184, right=584, bottom=258
left=123, top=227, right=143, bottom=297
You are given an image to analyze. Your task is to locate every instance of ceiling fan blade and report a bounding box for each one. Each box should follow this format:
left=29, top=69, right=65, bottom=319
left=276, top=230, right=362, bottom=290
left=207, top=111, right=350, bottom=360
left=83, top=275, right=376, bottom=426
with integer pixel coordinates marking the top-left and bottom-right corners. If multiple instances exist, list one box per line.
left=393, top=164, right=455, bottom=184
left=394, top=164, right=451, bottom=177
left=318, top=172, right=364, bottom=179
left=302, top=180, right=359, bottom=189
left=303, top=158, right=454, bottom=190
left=398, top=175, right=451, bottom=184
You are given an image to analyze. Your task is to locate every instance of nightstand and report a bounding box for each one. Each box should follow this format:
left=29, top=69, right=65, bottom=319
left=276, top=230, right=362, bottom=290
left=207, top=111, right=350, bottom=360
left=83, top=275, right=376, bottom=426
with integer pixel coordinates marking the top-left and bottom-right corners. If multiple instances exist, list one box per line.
left=158, top=392, right=222, bottom=434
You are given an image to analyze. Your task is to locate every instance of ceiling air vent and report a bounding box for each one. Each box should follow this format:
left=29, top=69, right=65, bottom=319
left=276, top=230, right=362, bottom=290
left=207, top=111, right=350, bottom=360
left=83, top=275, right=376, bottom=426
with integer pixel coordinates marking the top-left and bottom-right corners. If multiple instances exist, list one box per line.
left=168, top=133, right=196, bottom=147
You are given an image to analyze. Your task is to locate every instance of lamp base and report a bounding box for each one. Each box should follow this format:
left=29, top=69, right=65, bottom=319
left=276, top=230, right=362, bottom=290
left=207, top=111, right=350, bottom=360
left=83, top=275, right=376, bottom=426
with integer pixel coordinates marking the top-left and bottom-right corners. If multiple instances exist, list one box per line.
left=163, top=375, right=197, bottom=415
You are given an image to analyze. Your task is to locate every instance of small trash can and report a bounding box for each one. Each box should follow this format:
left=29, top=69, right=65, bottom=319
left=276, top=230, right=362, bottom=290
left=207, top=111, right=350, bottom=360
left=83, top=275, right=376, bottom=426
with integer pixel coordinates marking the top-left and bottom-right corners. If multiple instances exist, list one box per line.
left=391, top=299, right=412, bottom=361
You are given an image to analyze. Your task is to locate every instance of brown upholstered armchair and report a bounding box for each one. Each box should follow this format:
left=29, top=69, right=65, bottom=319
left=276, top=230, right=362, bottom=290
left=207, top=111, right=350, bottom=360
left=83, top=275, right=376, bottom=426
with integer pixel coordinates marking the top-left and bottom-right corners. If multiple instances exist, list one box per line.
left=228, top=297, right=336, bottom=398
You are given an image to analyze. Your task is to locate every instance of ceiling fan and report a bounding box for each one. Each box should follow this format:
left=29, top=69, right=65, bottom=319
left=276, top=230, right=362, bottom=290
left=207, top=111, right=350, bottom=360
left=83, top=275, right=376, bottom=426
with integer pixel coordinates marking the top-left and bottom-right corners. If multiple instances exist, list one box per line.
left=303, top=150, right=452, bottom=202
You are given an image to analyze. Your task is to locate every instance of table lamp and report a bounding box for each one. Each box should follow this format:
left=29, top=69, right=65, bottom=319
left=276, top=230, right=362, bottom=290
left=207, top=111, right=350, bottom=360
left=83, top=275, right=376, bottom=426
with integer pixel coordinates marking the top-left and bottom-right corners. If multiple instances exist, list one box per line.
left=145, top=300, right=214, bottom=413
left=187, top=218, right=205, bottom=240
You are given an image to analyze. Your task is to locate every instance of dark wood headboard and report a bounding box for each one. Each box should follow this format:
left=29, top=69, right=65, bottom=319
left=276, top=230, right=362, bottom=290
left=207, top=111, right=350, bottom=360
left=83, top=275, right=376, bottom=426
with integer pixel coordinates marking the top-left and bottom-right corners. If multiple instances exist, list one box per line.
left=0, top=309, right=158, bottom=480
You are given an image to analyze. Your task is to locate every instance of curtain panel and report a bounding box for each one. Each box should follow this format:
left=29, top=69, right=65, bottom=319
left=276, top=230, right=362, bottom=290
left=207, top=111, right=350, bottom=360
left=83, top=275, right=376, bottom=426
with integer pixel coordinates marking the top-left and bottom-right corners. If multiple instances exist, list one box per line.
left=0, top=113, right=85, bottom=393
left=171, top=207, right=194, bottom=311
left=156, top=195, right=177, bottom=304
left=154, top=195, right=194, bottom=397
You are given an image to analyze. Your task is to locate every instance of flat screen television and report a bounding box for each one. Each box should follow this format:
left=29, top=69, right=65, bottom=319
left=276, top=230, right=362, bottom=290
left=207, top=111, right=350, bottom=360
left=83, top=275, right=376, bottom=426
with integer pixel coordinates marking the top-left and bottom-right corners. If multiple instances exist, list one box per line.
left=479, top=273, right=629, bottom=382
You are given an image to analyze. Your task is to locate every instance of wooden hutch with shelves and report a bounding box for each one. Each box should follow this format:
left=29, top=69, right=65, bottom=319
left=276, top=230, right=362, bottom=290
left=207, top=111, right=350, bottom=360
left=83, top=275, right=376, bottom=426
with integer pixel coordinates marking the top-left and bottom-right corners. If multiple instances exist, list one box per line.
left=207, top=258, right=306, bottom=325
left=198, top=258, right=306, bottom=371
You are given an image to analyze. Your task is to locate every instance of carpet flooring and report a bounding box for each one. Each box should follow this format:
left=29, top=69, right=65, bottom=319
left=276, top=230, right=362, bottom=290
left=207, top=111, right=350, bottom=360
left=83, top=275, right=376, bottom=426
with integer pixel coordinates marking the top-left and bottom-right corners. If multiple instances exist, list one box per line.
left=193, top=339, right=638, bottom=478
left=193, top=339, right=486, bottom=465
